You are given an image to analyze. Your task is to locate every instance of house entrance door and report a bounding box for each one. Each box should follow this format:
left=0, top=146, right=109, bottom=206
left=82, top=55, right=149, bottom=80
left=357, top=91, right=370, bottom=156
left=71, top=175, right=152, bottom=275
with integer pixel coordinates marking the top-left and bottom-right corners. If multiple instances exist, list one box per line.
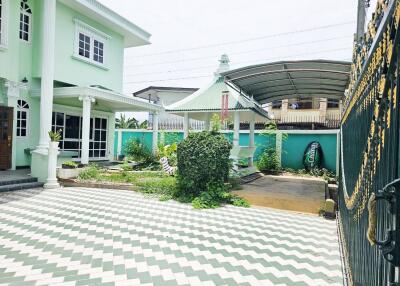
left=0, top=106, right=13, bottom=170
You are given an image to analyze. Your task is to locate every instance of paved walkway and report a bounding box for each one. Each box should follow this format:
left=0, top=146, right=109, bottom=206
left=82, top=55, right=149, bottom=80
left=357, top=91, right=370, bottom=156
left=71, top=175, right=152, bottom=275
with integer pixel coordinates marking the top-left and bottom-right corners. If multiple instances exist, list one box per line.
left=0, top=188, right=343, bottom=286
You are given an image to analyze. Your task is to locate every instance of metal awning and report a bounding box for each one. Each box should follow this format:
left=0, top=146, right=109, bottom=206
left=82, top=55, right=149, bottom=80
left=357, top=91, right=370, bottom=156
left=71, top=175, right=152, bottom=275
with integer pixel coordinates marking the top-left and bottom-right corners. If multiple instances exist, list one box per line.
left=222, top=60, right=351, bottom=105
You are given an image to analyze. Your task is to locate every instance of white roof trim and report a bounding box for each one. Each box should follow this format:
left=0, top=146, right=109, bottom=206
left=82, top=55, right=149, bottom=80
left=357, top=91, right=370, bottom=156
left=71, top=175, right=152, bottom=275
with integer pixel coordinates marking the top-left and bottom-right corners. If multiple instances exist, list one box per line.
left=59, top=0, right=151, bottom=47
left=32, top=86, right=162, bottom=112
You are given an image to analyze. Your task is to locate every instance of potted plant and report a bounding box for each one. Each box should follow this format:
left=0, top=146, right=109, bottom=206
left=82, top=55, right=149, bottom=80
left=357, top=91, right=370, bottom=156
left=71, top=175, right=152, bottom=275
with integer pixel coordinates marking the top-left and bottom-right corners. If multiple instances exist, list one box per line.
left=61, top=161, right=79, bottom=169
left=48, top=130, right=62, bottom=143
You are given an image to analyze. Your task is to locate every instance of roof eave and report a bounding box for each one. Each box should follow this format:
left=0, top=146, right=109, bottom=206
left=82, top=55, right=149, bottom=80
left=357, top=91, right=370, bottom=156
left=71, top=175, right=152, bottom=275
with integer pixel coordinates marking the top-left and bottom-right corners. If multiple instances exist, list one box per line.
left=59, top=0, right=151, bottom=48
left=167, top=107, right=270, bottom=119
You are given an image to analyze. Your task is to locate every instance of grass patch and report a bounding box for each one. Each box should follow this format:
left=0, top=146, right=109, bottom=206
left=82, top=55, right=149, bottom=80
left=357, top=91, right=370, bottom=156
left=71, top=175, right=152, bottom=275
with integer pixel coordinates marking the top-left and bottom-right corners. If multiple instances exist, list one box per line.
left=77, top=166, right=249, bottom=209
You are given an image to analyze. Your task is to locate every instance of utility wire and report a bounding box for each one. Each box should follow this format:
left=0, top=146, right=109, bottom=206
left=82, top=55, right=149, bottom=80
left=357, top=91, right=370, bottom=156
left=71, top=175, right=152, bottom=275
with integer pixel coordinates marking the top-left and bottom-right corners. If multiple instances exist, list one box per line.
left=125, top=21, right=355, bottom=59
left=124, top=35, right=353, bottom=76
left=124, top=46, right=352, bottom=85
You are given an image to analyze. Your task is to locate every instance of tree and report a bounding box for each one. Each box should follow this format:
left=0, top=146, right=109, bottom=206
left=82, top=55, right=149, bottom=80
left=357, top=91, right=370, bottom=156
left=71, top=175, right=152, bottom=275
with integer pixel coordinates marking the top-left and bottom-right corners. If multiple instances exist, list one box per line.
left=115, top=114, right=139, bottom=129
left=139, top=120, right=148, bottom=129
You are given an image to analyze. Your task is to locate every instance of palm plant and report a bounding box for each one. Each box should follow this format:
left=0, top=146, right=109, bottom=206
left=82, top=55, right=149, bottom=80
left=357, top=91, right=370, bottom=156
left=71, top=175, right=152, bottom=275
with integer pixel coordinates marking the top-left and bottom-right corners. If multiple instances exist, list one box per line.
left=139, top=120, right=148, bottom=129
left=115, top=114, right=139, bottom=129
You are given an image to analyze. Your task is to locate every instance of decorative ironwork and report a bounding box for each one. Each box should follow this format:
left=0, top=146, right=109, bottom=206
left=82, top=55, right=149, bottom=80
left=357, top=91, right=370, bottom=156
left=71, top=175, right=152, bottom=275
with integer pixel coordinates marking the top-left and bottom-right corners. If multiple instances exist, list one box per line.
left=339, top=0, right=400, bottom=285
left=367, top=179, right=400, bottom=266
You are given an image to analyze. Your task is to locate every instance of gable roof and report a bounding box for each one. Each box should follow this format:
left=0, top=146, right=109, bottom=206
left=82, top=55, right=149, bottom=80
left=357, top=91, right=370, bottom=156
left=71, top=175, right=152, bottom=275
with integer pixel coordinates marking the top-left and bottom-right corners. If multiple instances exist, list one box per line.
left=133, top=86, right=199, bottom=102
left=133, top=86, right=199, bottom=96
left=165, top=76, right=269, bottom=120
left=59, top=0, right=151, bottom=47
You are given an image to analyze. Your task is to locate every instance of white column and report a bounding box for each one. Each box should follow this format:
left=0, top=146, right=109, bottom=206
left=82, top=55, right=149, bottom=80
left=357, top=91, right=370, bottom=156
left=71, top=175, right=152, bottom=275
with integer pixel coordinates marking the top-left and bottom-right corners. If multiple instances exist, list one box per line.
left=79, top=95, right=95, bottom=165
left=117, top=129, right=122, bottom=157
left=107, top=114, right=115, bottom=161
left=183, top=112, right=189, bottom=139
left=44, top=141, right=60, bottom=189
left=233, top=111, right=240, bottom=147
left=249, top=113, right=255, bottom=167
left=276, top=132, right=283, bottom=168
left=36, top=0, right=57, bottom=152
left=152, top=112, right=159, bottom=154
left=204, top=113, right=211, bottom=131
left=319, top=98, right=328, bottom=123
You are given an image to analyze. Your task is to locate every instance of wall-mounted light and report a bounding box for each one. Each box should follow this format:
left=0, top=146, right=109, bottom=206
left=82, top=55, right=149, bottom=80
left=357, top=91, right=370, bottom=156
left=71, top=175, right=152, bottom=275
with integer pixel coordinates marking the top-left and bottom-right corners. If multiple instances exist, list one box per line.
left=21, top=77, right=28, bottom=83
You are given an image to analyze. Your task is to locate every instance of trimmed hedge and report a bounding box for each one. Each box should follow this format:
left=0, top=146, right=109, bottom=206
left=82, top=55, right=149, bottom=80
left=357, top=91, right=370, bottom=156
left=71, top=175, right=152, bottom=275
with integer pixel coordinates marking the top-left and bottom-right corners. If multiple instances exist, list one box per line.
left=176, top=131, right=232, bottom=197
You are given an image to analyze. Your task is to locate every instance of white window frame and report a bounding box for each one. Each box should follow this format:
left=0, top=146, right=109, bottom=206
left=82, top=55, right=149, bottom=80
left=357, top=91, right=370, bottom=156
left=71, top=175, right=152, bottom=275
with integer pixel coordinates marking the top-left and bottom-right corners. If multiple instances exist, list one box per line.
left=16, top=100, right=29, bottom=138
left=73, top=19, right=110, bottom=68
left=51, top=110, right=109, bottom=160
left=0, top=0, right=9, bottom=49
left=19, top=0, right=32, bottom=43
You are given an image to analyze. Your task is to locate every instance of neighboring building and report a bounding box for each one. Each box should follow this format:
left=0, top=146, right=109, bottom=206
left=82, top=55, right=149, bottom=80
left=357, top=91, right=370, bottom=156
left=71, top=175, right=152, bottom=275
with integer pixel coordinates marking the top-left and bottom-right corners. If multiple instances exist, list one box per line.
left=265, top=98, right=341, bottom=129
left=133, top=86, right=203, bottom=130
left=0, top=0, right=160, bottom=179
left=222, top=60, right=349, bottom=130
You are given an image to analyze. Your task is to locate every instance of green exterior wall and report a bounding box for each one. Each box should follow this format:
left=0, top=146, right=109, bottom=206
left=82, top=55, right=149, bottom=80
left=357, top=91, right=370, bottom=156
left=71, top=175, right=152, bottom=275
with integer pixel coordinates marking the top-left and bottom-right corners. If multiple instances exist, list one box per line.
left=281, top=133, right=337, bottom=172
left=114, top=130, right=338, bottom=173
left=30, top=2, right=124, bottom=92
left=0, top=0, right=129, bottom=169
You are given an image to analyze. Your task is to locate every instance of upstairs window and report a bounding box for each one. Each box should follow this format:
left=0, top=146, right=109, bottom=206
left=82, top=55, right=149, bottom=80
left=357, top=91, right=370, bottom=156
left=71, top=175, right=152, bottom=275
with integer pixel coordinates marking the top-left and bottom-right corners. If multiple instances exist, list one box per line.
left=74, top=20, right=108, bottom=67
left=78, top=33, right=91, bottom=58
left=19, top=0, right=31, bottom=42
left=93, top=39, right=104, bottom=63
left=17, top=100, right=29, bottom=137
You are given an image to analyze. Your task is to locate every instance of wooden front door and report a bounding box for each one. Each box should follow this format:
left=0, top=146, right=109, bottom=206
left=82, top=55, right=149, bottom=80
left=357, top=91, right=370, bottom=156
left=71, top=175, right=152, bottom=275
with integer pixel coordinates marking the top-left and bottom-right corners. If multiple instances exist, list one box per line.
left=0, top=106, right=13, bottom=170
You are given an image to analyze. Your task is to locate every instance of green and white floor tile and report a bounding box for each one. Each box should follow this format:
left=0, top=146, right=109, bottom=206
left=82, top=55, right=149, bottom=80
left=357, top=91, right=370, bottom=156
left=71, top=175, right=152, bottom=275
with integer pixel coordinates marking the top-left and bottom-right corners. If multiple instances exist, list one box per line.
left=0, top=187, right=343, bottom=286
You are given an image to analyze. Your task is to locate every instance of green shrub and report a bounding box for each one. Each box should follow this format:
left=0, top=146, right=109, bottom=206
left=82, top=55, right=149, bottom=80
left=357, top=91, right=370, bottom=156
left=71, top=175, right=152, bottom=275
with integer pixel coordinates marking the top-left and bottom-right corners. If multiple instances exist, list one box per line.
left=158, top=142, right=178, bottom=166
left=124, top=138, right=155, bottom=164
left=257, top=147, right=279, bottom=173
left=191, top=182, right=230, bottom=209
left=78, top=164, right=100, bottom=180
left=136, top=177, right=176, bottom=195
left=176, top=131, right=232, bottom=198
left=210, top=114, right=222, bottom=133
left=120, top=161, right=132, bottom=171
left=230, top=196, right=250, bottom=207
left=191, top=182, right=250, bottom=209
left=62, top=161, right=78, bottom=168
left=159, top=194, right=173, bottom=201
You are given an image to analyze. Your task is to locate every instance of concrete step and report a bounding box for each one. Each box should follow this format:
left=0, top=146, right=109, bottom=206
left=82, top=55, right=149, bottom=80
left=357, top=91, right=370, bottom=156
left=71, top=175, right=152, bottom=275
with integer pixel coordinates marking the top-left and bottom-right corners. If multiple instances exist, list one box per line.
left=0, top=177, right=38, bottom=186
left=0, top=182, right=44, bottom=193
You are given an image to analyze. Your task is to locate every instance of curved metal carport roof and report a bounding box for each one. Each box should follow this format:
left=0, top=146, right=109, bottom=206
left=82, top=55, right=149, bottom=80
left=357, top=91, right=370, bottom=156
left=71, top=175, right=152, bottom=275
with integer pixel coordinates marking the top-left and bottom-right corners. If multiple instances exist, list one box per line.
left=222, top=60, right=351, bottom=105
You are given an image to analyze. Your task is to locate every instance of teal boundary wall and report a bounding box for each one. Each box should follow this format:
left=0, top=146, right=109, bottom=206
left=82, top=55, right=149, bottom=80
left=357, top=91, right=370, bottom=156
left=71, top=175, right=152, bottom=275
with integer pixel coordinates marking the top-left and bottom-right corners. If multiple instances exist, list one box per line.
left=114, top=130, right=339, bottom=173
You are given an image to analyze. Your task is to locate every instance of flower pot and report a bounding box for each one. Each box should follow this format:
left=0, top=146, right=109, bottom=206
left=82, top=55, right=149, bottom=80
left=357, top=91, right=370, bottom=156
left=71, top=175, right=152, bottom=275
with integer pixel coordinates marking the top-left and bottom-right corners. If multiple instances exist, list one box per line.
left=61, top=164, right=77, bottom=169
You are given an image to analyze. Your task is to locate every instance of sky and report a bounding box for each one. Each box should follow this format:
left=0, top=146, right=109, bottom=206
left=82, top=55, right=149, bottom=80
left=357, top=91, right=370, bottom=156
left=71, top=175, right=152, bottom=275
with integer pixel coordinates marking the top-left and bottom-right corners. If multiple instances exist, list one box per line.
left=97, top=0, right=368, bottom=121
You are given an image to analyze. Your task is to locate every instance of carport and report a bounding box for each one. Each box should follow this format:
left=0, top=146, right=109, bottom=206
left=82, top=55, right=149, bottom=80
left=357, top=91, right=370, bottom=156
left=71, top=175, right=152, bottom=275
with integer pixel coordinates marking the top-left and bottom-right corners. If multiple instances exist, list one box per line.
left=222, top=60, right=351, bottom=104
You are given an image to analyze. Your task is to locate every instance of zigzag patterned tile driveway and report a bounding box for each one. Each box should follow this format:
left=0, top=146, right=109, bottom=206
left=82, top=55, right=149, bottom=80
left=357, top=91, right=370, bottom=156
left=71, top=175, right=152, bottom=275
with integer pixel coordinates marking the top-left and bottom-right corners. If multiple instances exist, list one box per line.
left=0, top=188, right=343, bottom=286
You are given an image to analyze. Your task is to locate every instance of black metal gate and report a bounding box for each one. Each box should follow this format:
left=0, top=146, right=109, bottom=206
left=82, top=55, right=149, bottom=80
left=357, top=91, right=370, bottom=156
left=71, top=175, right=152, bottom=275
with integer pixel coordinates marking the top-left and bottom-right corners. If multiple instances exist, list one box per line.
left=339, top=1, right=400, bottom=285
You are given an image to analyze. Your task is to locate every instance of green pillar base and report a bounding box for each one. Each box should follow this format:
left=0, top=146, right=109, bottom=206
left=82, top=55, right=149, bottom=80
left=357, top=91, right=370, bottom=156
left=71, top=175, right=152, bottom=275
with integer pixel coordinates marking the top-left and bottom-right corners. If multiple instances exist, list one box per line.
left=31, top=151, right=49, bottom=183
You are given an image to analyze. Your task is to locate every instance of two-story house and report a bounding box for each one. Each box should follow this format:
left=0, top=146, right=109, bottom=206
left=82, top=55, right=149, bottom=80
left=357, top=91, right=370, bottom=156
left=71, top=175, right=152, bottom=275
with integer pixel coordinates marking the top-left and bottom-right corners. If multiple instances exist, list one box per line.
left=0, top=0, right=161, bottom=181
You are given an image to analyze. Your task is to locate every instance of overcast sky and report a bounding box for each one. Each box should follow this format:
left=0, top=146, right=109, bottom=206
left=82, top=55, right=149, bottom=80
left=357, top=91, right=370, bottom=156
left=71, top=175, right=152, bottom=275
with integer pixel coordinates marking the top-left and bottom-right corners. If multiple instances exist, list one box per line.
left=97, top=0, right=371, bottom=121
